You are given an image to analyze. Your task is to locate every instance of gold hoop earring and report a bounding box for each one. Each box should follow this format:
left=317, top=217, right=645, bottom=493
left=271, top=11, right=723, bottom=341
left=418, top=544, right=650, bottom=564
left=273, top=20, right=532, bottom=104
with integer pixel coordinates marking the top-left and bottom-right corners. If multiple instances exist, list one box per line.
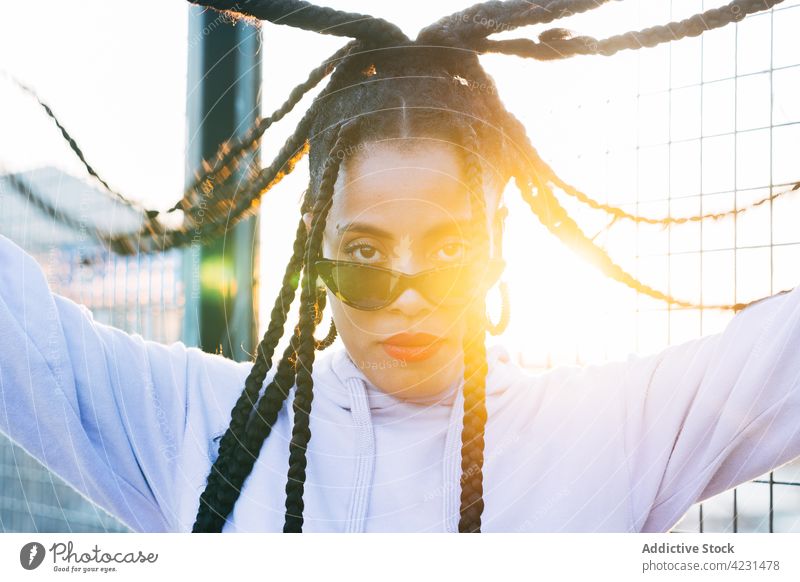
left=315, top=318, right=337, bottom=350
left=313, top=285, right=338, bottom=350
left=486, top=281, right=510, bottom=336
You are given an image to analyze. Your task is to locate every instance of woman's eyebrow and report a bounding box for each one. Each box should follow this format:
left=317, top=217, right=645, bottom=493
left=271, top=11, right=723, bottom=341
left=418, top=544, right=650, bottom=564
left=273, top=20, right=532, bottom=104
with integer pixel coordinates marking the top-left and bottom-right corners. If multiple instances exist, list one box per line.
left=335, top=219, right=474, bottom=239
left=335, top=222, right=393, bottom=239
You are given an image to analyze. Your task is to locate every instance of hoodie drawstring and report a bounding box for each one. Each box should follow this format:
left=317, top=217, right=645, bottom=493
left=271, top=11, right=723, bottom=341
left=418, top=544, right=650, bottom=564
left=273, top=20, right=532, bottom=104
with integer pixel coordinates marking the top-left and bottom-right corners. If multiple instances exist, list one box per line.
left=322, top=346, right=512, bottom=532
left=345, top=377, right=376, bottom=532
left=341, top=364, right=469, bottom=532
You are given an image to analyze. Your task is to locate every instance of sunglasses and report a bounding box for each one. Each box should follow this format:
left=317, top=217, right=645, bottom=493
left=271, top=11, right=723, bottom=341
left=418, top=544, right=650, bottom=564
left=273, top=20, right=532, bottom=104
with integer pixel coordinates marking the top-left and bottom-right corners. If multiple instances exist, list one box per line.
left=314, top=258, right=505, bottom=311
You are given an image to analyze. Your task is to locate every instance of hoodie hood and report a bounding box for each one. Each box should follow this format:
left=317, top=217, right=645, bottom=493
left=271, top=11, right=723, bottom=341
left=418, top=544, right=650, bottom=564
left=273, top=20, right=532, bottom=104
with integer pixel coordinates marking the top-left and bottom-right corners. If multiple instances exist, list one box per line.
left=311, top=343, right=522, bottom=532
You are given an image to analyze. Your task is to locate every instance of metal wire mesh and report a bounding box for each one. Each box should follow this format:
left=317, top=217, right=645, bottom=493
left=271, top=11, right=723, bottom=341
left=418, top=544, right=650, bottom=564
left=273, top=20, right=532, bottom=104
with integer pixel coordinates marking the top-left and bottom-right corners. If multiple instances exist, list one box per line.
left=506, top=0, right=800, bottom=532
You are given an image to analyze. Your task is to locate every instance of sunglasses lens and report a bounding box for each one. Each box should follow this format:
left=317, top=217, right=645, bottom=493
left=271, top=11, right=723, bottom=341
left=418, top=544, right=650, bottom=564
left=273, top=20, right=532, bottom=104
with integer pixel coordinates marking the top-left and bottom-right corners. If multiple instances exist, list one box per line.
left=319, top=262, right=396, bottom=310
left=419, top=262, right=501, bottom=306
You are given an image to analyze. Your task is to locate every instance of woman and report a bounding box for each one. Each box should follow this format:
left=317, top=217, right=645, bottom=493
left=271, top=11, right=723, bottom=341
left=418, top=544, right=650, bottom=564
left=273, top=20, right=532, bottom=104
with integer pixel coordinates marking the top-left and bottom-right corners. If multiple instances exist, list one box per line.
left=1, top=0, right=798, bottom=533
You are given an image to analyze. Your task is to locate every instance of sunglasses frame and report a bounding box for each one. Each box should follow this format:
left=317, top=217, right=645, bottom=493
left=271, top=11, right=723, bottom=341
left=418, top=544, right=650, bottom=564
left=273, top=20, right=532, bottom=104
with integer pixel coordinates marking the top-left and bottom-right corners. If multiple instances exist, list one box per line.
left=314, top=257, right=505, bottom=311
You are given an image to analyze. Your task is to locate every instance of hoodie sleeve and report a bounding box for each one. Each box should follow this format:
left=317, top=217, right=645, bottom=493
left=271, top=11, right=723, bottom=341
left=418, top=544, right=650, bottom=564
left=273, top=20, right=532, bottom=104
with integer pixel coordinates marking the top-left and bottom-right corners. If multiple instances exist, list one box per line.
left=0, top=234, right=253, bottom=532
left=621, top=283, right=800, bottom=532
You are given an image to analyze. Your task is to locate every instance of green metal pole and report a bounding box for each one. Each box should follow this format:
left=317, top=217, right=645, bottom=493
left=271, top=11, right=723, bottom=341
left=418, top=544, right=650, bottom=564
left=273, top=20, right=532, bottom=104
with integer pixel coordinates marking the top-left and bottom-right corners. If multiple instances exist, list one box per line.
left=182, top=7, right=262, bottom=361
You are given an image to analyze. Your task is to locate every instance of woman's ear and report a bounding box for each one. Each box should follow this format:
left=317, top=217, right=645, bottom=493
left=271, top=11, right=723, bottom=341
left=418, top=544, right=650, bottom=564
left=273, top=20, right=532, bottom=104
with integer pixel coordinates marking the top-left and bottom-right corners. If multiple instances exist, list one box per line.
left=302, top=212, right=314, bottom=234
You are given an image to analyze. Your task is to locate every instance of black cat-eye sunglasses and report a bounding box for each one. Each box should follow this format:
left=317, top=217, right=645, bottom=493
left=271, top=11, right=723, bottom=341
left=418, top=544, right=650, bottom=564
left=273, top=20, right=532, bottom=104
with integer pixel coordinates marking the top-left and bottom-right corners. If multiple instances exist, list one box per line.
left=314, top=258, right=505, bottom=311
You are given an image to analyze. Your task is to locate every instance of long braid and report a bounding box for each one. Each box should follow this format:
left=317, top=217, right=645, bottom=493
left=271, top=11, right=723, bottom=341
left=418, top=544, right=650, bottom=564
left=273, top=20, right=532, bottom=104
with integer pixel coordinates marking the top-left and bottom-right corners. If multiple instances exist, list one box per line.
left=186, top=47, right=366, bottom=233
left=537, top=165, right=796, bottom=228
left=174, top=40, right=360, bottom=217
left=4, top=41, right=353, bottom=234
left=192, top=218, right=307, bottom=531
left=193, top=189, right=317, bottom=531
left=3, top=74, right=141, bottom=211
left=195, top=328, right=302, bottom=532
left=192, top=122, right=352, bottom=532
left=499, top=105, right=763, bottom=311
left=188, top=47, right=378, bottom=533
left=456, top=123, right=491, bottom=533
left=447, top=23, right=776, bottom=237
left=107, top=44, right=370, bottom=255
left=105, top=111, right=311, bottom=255
left=10, top=39, right=365, bottom=257
left=194, top=217, right=308, bottom=519
left=284, top=122, right=352, bottom=532
left=417, top=0, right=611, bottom=46
left=471, top=0, right=786, bottom=59
left=518, top=173, right=764, bottom=312
left=448, top=53, right=772, bottom=312
left=191, top=0, right=409, bottom=45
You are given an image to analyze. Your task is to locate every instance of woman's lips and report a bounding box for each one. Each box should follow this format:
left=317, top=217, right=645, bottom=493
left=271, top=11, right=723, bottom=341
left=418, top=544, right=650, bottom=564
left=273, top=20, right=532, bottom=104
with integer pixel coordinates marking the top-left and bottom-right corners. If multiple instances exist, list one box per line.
left=381, top=332, right=445, bottom=363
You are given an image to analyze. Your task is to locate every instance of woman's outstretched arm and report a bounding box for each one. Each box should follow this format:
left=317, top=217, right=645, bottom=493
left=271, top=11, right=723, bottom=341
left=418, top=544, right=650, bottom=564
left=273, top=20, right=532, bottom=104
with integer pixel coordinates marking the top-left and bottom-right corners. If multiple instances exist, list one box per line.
left=621, top=283, right=800, bottom=532
left=0, top=234, right=253, bottom=532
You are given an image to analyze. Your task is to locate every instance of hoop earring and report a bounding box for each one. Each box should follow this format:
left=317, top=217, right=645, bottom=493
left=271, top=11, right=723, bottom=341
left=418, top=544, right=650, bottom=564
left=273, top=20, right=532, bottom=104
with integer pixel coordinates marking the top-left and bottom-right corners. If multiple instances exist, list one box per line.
left=315, top=318, right=338, bottom=350
left=486, top=281, right=510, bottom=336
left=312, top=283, right=337, bottom=350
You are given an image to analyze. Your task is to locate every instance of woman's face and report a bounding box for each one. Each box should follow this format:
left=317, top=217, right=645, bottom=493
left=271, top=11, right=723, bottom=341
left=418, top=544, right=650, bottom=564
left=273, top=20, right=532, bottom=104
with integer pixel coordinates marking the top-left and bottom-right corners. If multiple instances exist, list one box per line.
left=305, top=140, right=504, bottom=401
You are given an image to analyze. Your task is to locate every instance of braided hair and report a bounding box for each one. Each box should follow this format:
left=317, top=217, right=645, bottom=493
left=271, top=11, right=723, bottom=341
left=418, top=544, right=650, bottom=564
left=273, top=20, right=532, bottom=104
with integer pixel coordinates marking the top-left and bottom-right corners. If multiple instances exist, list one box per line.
left=192, top=29, right=519, bottom=530
left=185, top=0, right=789, bottom=533
left=14, top=0, right=787, bottom=311
left=8, top=0, right=786, bottom=531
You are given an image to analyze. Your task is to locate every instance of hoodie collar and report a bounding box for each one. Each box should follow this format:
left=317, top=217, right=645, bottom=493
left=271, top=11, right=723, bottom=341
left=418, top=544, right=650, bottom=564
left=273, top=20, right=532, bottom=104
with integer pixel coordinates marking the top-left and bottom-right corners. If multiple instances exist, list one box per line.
left=318, top=343, right=515, bottom=411
left=313, top=343, right=518, bottom=532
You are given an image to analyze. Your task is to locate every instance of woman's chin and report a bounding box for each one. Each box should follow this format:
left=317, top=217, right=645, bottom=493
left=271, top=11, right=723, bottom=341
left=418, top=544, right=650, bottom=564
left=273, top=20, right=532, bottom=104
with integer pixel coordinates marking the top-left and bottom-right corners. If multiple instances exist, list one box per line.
left=381, top=380, right=454, bottom=402
left=359, top=349, right=462, bottom=402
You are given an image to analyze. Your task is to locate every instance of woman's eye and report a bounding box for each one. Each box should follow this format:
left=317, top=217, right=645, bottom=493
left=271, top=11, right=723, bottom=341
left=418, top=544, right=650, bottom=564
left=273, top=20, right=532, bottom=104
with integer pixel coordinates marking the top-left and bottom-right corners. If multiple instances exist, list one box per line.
left=346, top=243, right=384, bottom=264
left=435, top=242, right=467, bottom=262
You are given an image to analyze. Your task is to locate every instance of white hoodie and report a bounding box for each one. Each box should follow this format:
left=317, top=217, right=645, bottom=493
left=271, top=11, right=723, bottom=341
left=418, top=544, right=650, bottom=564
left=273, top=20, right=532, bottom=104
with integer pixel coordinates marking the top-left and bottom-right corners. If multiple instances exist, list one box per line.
left=1, top=232, right=799, bottom=533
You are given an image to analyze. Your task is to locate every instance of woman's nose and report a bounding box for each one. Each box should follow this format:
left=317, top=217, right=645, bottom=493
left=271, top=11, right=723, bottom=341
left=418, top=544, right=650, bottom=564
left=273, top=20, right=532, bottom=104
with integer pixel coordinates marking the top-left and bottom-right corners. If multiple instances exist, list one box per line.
left=386, top=285, right=433, bottom=317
